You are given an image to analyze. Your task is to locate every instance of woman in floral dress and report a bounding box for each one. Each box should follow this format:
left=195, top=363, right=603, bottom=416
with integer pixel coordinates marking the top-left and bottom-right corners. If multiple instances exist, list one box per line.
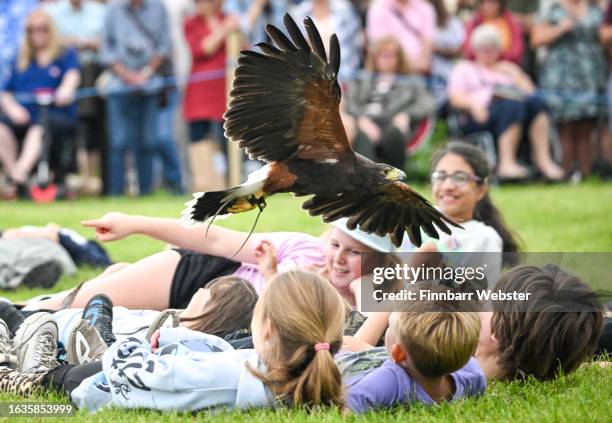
left=532, top=0, right=607, bottom=178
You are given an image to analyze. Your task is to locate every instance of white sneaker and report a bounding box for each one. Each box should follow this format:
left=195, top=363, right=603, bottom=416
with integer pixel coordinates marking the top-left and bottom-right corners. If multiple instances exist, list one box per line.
left=13, top=313, right=58, bottom=373
left=0, top=319, right=17, bottom=367
left=66, top=319, right=108, bottom=365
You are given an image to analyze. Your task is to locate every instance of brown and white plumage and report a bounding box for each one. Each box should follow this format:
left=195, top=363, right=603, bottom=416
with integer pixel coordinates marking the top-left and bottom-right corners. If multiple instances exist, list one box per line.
left=183, top=13, right=460, bottom=247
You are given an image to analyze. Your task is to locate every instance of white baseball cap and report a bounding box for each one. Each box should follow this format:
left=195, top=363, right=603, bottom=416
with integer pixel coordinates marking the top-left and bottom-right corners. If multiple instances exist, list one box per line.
left=331, top=218, right=396, bottom=253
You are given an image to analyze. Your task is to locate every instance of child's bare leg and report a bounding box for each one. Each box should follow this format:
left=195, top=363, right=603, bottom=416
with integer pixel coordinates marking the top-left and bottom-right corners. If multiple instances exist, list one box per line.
left=98, top=262, right=130, bottom=277
left=11, top=125, right=43, bottom=183
left=24, top=250, right=181, bottom=311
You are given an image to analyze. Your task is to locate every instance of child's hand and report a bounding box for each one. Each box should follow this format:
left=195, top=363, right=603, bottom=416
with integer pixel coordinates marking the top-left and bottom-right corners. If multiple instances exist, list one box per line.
left=150, top=329, right=161, bottom=352
left=81, top=212, right=134, bottom=242
left=254, top=240, right=278, bottom=280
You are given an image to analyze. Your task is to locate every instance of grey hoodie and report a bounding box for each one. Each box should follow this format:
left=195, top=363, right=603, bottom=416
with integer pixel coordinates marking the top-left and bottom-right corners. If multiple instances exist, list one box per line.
left=72, top=327, right=275, bottom=413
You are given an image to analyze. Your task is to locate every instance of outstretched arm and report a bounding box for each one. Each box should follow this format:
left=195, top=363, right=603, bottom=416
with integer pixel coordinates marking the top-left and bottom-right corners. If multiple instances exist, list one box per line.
left=82, top=212, right=258, bottom=264
left=354, top=312, right=390, bottom=347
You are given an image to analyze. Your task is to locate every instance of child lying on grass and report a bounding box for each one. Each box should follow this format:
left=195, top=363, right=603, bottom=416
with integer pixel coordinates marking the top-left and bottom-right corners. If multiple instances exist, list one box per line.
left=0, top=276, right=258, bottom=366
left=0, top=271, right=347, bottom=412
left=340, top=264, right=604, bottom=383
left=0, top=265, right=605, bottom=416
left=346, top=296, right=485, bottom=412
left=22, top=213, right=399, bottom=312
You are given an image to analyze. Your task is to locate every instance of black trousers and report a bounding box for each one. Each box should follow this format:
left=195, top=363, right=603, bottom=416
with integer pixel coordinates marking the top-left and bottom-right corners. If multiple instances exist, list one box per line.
left=43, top=361, right=103, bottom=397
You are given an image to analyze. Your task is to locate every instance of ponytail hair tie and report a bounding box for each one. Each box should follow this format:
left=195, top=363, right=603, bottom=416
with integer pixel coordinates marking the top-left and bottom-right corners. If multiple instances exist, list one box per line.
left=314, top=342, right=330, bottom=352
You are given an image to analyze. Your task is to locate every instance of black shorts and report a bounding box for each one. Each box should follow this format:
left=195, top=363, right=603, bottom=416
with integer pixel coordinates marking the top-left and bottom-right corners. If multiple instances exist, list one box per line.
left=169, top=249, right=241, bottom=309
left=0, top=115, right=30, bottom=142
left=0, top=110, right=77, bottom=142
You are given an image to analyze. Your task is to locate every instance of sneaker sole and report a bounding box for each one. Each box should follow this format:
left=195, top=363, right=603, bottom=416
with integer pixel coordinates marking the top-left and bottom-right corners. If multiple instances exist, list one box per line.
left=66, top=320, right=107, bottom=365
left=81, top=294, right=116, bottom=346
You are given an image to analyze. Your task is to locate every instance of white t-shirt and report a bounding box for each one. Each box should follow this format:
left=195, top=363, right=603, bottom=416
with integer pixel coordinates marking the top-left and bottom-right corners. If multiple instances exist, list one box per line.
left=400, top=220, right=503, bottom=286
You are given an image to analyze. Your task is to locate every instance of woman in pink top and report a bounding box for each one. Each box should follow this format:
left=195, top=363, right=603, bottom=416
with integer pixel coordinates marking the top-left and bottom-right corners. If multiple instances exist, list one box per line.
left=366, top=0, right=436, bottom=74
left=448, top=25, right=564, bottom=181
left=24, top=211, right=397, bottom=312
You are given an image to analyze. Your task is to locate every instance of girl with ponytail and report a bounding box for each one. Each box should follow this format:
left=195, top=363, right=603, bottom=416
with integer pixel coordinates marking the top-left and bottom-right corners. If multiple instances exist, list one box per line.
left=68, top=270, right=346, bottom=412
left=248, top=271, right=346, bottom=407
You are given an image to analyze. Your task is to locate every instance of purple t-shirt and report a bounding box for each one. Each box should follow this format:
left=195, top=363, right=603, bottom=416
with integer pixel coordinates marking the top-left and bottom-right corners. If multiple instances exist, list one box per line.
left=233, top=232, right=326, bottom=294
left=347, top=357, right=486, bottom=413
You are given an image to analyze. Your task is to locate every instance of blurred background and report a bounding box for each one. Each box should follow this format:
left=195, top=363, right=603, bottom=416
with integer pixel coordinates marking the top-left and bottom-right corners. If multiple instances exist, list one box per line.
left=0, top=0, right=611, bottom=201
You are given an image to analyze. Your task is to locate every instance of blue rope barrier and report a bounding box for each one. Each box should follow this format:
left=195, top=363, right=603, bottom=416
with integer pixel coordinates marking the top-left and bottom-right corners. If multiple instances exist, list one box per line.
left=11, top=67, right=227, bottom=105
left=7, top=67, right=610, bottom=107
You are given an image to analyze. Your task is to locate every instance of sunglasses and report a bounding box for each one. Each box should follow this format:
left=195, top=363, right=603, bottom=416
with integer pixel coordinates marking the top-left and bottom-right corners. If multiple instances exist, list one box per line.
left=431, top=171, right=484, bottom=186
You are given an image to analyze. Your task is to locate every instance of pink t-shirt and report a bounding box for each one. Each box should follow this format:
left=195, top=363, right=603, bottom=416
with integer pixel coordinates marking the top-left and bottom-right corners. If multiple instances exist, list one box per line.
left=366, top=0, right=436, bottom=65
left=447, top=60, right=514, bottom=110
left=234, top=232, right=326, bottom=294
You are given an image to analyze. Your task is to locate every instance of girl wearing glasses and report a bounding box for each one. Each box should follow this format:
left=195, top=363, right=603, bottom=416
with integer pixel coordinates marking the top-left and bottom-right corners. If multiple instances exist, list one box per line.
left=344, top=141, right=518, bottom=350
left=401, top=141, right=520, bottom=286
left=0, top=9, right=80, bottom=199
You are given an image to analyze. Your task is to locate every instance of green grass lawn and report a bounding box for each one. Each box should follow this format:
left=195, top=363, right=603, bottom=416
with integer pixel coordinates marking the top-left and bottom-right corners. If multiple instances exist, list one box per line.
left=0, top=181, right=611, bottom=421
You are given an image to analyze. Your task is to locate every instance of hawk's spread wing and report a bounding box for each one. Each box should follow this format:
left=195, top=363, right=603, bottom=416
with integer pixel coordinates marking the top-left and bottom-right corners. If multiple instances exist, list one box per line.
left=224, top=14, right=351, bottom=163
left=302, top=182, right=459, bottom=248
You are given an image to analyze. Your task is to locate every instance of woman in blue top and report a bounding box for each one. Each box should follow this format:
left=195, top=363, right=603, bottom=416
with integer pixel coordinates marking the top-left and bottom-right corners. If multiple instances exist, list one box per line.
left=0, top=9, right=80, bottom=199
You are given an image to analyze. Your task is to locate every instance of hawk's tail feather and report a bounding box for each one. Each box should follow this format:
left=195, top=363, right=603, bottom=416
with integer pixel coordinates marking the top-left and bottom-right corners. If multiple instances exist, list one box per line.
left=182, top=165, right=270, bottom=226
left=182, top=186, right=267, bottom=227
left=182, top=188, right=238, bottom=225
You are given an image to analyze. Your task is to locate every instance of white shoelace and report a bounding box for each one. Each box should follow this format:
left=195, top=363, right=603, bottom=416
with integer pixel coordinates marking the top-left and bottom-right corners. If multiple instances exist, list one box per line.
left=32, top=331, right=57, bottom=372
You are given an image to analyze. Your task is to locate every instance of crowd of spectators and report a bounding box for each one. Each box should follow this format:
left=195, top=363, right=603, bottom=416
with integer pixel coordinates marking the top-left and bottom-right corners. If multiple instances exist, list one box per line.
left=1, top=0, right=612, bottom=199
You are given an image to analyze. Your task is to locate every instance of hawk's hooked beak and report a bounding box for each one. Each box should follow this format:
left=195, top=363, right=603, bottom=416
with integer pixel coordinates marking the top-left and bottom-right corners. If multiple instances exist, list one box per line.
left=385, top=168, right=407, bottom=182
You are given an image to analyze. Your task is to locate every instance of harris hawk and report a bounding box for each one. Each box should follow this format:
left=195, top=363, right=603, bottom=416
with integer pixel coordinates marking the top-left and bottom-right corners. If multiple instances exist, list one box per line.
left=183, top=13, right=461, bottom=248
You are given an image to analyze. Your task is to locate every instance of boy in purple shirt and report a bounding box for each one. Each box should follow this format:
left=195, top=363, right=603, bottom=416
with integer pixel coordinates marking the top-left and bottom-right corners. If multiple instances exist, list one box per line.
left=342, top=264, right=604, bottom=389
left=347, top=309, right=484, bottom=413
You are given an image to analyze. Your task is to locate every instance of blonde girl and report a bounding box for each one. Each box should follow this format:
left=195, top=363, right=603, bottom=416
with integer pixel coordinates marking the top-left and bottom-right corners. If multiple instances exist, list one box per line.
left=0, top=9, right=80, bottom=198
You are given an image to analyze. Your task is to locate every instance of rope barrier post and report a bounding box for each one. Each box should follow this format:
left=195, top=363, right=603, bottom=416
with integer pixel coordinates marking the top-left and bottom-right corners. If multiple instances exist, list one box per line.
left=227, top=30, right=243, bottom=186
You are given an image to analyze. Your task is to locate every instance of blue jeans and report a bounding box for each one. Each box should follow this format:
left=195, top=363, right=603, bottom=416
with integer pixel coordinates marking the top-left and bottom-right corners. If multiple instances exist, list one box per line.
left=106, top=92, right=158, bottom=196
left=156, top=88, right=183, bottom=192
